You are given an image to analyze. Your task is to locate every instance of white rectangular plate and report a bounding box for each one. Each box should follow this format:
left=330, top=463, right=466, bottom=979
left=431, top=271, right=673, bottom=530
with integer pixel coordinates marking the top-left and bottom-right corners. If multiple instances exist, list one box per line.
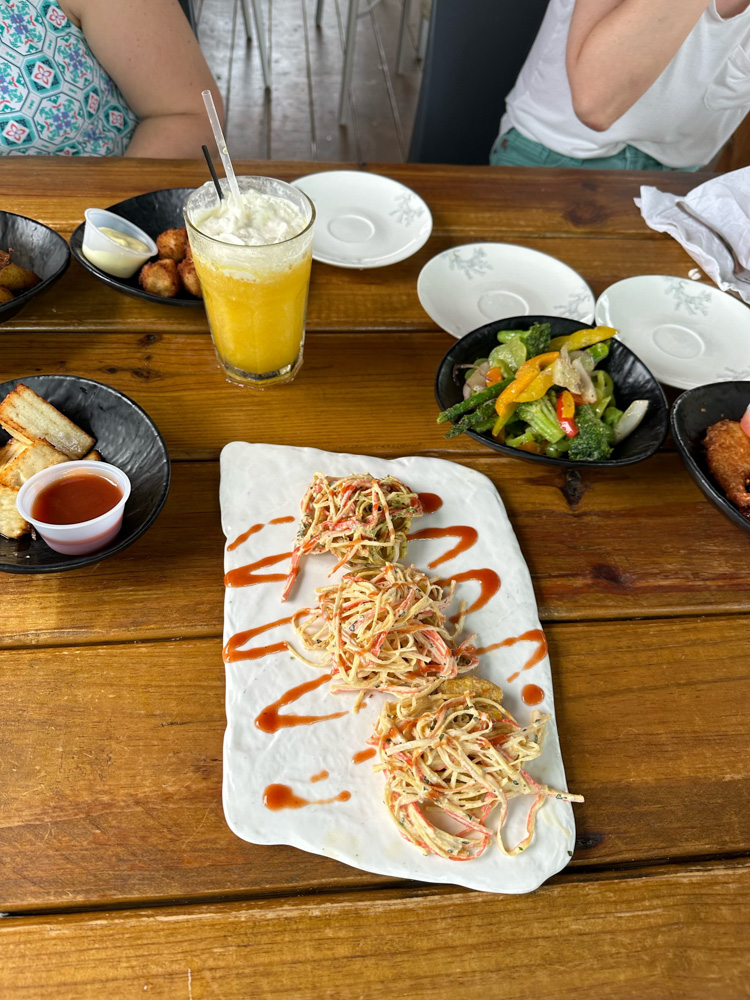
left=220, top=442, right=577, bottom=893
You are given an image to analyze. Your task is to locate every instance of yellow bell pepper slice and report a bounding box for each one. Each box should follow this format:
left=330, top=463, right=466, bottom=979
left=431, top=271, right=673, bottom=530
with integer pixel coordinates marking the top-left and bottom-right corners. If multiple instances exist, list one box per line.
left=515, top=366, right=556, bottom=403
left=492, top=352, right=560, bottom=436
left=548, top=326, right=617, bottom=353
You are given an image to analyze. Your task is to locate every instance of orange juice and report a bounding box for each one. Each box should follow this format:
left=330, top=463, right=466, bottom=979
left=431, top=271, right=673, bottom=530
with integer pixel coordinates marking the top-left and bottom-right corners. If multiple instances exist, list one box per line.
left=184, top=177, right=315, bottom=387
left=192, top=251, right=312, bottom=377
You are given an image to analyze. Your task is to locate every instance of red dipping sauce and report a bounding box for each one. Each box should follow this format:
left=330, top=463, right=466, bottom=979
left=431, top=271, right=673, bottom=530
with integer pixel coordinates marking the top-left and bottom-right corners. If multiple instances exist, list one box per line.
left=31, top=471, right=123, bottom=525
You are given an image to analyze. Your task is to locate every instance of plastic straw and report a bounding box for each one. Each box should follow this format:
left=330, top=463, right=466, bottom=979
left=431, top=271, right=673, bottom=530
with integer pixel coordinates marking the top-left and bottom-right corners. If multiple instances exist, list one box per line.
left=201, top=144, right=224, bottom=202
left=202, top=89, right=241, bottom=205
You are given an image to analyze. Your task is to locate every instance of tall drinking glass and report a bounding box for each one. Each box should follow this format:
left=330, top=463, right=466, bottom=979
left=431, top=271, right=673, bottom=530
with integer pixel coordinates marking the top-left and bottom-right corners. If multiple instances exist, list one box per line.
left=184, top=177, right=315, bottom=388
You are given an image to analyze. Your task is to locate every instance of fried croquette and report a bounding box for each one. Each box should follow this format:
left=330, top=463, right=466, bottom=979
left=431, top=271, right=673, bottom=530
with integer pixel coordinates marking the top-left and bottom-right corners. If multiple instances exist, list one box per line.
left=177, top=257, right=202, bottom=298
left=0, top=260, right=41, bottom=293
left=0, top=249, right=11, bottom=270
left=139, top=258, right=181, bottom=298
left=0, top=286, right=14, bottom=305
left=704, top=419, right=750, bottom=513
left=156, top=227, right=189, bottom=262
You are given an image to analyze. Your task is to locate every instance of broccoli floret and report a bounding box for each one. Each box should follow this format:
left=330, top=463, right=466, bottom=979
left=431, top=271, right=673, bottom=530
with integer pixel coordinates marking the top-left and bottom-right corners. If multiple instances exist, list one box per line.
left=515, top=395, right=565, bottom=444
left=568, top=404, right=613, bottom=461
left=519, top=322, right=551, bottom=358
left=496, top=322, right=551, bottom=358
left=505, top=427, right=540, bottom=449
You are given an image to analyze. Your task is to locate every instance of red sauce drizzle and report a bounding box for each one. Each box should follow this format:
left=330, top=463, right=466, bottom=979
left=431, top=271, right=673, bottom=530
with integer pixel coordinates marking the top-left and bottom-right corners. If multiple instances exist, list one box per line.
left=522, top=683, right=545, bottom=706
left=352, top=748, right=376, bottom=765
left=475, top=628, right=548, bottom=682
left=406, top=526, right=478, bottom=569
left=223, top=615, right=293, bottom=663
left=417, top=492, right=443, bottom=514
left=437, top=568, right=501, bottom=620
left=310, top=770, right=329, bottom=783
left=263, top=784, right=351, bottom=810
left=228, top=515, right=294, bottom=552
left=255, top=672, right=347, bottom=733
left=224, top=550, right=291, bottom=588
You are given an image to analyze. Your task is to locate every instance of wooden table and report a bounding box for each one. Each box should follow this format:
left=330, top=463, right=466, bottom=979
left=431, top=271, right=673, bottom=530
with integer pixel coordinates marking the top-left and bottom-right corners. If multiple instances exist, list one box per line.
left=1, top=158, right=749, bottom=999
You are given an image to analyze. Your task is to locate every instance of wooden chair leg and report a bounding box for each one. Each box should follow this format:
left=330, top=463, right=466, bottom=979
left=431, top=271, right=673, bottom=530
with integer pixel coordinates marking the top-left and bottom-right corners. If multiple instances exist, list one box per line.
left=316, top=0, right=325, bottom=28
left=338, top=0, right=360, bottom=125
left=240, top=0, right=271, bottom=90
left=396, top=0, right=412, bottom=75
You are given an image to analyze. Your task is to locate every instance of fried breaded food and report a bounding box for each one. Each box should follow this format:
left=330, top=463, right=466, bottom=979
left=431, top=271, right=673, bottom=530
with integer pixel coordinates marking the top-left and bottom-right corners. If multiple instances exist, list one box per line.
left=0, top=249, right=10, bottom=270
left=0, top=483, right=28, bottom=539
left=178, top=256, right=202, bottom=298
left=0, top=286, right=14, bottom=304
left=139, top=258, right=181, bottom=298
left=0, top=261, right=41, bottom=292
left=0, top=384, right=94, bottom=458
left=704, top=419, right=750, bottom=511
left=156, top=227, right=188, bottom=262
left=0, top=439, right=69, bottom=489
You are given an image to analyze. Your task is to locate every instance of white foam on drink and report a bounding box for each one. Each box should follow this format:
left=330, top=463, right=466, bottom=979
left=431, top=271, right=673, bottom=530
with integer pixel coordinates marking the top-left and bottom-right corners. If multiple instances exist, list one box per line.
left=192, top=188, right=306, bottom=247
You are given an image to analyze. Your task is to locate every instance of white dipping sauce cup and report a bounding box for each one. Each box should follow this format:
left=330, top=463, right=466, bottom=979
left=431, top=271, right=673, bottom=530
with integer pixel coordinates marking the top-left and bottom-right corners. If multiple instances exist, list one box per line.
left=82, top=208, right=157, bottom=278
left=16, top=461, right=131, bottom=556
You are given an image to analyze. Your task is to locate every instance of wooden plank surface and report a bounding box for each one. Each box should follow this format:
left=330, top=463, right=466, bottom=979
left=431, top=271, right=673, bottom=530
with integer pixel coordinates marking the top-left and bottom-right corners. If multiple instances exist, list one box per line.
left=1, top=614, right=748, bottom=910
left=3, top=861, right=749, bottom=999
left=2, top=454, right=750, bottom=652
left=4, top=234, right=704, bottom=335
left=2, top=158, right=710, bottom=238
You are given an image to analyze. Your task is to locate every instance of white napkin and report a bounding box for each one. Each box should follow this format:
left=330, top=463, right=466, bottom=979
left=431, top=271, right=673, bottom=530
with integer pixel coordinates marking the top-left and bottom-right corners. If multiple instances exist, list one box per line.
left=636, top=165, right=750, bottom=304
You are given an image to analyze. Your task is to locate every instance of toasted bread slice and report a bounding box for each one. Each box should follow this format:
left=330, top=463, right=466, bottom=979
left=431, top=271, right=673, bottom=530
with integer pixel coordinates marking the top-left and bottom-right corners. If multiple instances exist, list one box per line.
left=0, top=438, right=69, bottom=489
left=0, top=384, right=94, bottom=458
left=0, top=437, right=26, bottom=466
left=0, top=483, right=28, bottom=539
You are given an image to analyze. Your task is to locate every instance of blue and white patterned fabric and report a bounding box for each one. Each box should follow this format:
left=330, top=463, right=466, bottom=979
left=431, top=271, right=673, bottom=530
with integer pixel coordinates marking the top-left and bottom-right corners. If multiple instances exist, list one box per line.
left=0, top=0, right=138, bottom=155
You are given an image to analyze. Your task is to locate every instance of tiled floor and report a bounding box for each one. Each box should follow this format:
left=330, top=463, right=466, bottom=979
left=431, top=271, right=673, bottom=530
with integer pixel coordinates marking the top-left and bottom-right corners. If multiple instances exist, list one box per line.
left=195, top=0, right=425, bottom=162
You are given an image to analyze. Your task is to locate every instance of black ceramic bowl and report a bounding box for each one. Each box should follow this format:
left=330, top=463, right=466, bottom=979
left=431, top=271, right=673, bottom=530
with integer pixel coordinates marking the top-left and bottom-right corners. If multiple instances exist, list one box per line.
left=0, top=212, right=71, bottom=324
left=435, top=315, right=669, bottom=468
left=671, top=381, right=750, bottom=536
left=0, top=375, right=170, bottom=573
left=69, top=187, right=202, bottom=306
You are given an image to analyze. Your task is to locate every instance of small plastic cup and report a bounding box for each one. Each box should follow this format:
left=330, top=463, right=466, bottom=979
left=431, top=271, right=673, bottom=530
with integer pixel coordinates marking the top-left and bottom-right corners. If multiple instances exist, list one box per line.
left=16, top=460, right=131, bottom=556
left=82, top=208, right=157, bottom=278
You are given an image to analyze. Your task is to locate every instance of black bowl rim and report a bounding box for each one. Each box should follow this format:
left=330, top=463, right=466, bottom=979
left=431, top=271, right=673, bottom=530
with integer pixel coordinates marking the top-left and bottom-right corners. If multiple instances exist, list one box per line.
left=0, top=374, right=171, bottom=574
left=0, top=210, right=71, bottom=317
left=434, top=315, right=670, bottom=469
left=670, top=380, right=750, bottom=536
left=68, top=186, right=202, bottom=308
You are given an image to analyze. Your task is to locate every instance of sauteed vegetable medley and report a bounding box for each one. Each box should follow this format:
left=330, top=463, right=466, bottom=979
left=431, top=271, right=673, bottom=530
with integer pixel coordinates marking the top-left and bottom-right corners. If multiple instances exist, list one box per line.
left=437, top=322, right=649, bottom=461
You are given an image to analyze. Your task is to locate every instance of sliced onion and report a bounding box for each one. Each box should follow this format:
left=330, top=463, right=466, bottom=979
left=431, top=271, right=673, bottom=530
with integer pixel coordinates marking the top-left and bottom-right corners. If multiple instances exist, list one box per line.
left=552, top=355, right=582, bottom=394
left=572, top=359, right=597, bottom=404
left=462, top=361, right=490, bottom=399
left=612, top=400, right=649, bottom=443
left=569, top=349, right=595, bottom=373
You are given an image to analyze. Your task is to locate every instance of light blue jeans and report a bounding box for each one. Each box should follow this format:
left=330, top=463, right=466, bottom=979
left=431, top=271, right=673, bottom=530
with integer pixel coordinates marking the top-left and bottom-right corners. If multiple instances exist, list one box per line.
left=490, top=127, right=702, bottom=171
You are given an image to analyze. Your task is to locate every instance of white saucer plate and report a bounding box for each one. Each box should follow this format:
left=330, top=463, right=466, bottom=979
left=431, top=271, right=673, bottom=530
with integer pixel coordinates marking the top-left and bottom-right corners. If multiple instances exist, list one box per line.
left=291, top=170, right=432, bottom=268
left=595, top=276, right=750, bottom=390
left=417, top=242, right=595, bottom=338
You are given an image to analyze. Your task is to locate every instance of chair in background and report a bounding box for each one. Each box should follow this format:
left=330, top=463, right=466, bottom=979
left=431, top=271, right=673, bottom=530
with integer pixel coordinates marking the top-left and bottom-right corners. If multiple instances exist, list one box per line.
left=408, top=0, right=550, bottom=164
left=179, top=0, right=271, bottom=90
left=396, top=0, right=431, bottom=75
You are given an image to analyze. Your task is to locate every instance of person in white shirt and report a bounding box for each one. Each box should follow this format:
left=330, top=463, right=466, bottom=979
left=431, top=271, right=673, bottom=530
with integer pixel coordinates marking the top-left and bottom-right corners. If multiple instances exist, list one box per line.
left=491, top=0, right=750, bottom=170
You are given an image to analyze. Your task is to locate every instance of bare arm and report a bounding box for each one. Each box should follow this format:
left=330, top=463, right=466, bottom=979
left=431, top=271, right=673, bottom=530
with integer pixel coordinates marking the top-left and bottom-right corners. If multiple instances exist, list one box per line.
left=60, top=0, right=224, bottom=157
left=565, top=0, right=710, bottom=131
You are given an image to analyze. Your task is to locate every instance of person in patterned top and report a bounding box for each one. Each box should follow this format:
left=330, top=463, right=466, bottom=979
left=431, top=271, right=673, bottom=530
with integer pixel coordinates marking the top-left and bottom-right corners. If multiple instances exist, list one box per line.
left=0, top=0, right=223, bottom=156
